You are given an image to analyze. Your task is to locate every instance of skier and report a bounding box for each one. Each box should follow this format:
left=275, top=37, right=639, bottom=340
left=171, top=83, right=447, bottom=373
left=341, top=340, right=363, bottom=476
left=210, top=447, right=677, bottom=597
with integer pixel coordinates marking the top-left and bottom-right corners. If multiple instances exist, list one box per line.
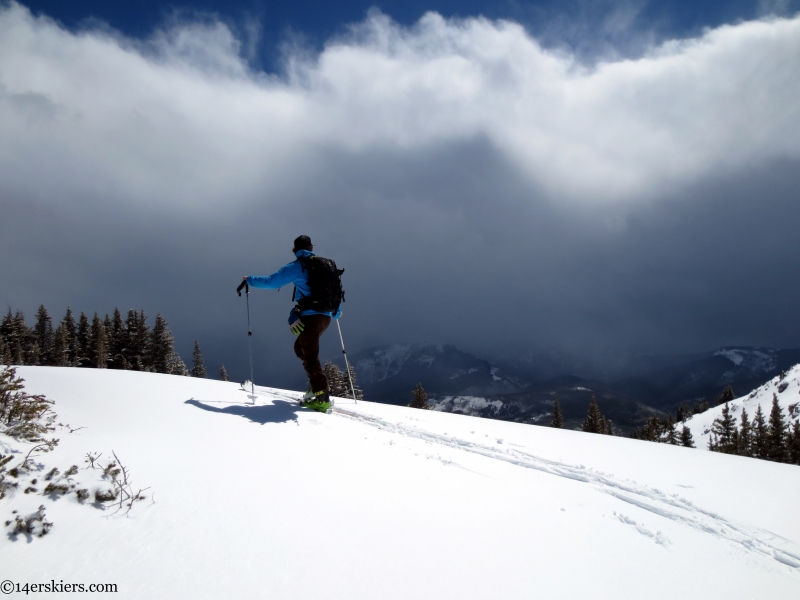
left=241, top=235, right=343, bottom=412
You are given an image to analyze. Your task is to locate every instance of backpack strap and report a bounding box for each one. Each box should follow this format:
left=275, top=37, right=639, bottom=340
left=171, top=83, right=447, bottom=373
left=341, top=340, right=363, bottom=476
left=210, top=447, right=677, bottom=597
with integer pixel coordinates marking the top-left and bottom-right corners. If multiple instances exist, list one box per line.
left=292, top=256, right=310, bottom=303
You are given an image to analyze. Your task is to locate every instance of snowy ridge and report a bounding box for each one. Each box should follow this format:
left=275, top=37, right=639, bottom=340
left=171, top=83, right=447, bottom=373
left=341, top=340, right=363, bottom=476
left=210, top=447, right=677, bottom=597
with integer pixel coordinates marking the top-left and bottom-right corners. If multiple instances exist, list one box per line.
left=3, top=367, right=799, bottom=599
left=713, top=347, right=777, bottom=373
left=352, top=343, right=526, bottom=404
left=354, top=343, right=418, bottom=382
left=432, top=395, right=503, bottom=414
left=685, top=363, right=800, bottom=449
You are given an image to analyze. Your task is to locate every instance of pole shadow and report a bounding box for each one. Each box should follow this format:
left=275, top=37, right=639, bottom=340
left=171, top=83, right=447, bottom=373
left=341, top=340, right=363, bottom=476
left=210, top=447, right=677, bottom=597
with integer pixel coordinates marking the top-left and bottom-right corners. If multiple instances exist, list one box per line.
left=185, top=398, right=303, bottom=425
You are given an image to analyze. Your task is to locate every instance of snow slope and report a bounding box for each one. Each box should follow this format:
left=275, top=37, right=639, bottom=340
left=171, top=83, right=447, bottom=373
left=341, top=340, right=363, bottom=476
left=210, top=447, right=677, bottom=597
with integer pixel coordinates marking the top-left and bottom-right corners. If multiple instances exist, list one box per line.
left=2, top=366, right=800, bottom=599
left=684, top=363, right=800, bottom=450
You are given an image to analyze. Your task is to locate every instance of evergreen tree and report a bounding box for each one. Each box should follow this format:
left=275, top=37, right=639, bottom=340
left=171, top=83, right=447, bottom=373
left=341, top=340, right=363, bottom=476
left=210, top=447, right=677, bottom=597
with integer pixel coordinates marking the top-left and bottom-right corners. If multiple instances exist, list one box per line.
left=737, top=408, right=752, bottom=457
left=107, top=308, right=127, bottom=370
left=605, top=419, right=614, bottom=435
left=0, top=331, right=7, bottom=365
left=323, top=361, right=346, bottom=397
left=342, top=364, right=364, bottom=401
left=136, top=310, right=153, bottom=370
left=219, top=364, right=229, bottom=382
left=150, top=314, right=176, bottom=374
left=52, top=324, right=69, bottom=367
left=409, top=382, right=430, bottom=409
left=751, top=405, right=768, bottom=459
left=89, top=313, right=108, bottom=368
left=102, top=313, right=114, bottom=365
left=14, top=311, right=39, bottom=365
left=664, top=418, right=678, bottom=445
left=34, top=305, right=55, bottom=365
left=633, top=416, right=662, bottom=441
left=551, top=394, right=564, bottom=428
left=168, top=350, right=188, bottom=376
left=125, top=310, right=152, bottom=370
left=0, top=309, right=23, bottom=365
left=76, top=312, right=91, bottom=367
left=766, top=394, right=788, bottom=462
left=717, top=385, right=735, bottom=406
left=190, top=341, right=207, bottom=378
left=788, top=421, right=800, bottom=465
left=582, top=396, right=604, bottom=434
left=680, top=424, right=695, bottom=448
left=709, top=402, right=737, bottom=454
left=60, top=307, right=79, bottom=366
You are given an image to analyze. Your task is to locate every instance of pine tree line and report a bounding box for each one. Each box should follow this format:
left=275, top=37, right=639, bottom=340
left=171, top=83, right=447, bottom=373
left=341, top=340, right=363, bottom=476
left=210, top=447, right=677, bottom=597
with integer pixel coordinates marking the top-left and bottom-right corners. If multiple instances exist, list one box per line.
left=632, top=416, right=695, bottom=447
left=631, top=385, right=738, bottom=449
left=0, top=306, right=188, bottom=376
left=707, top=393, right=800, bottom=464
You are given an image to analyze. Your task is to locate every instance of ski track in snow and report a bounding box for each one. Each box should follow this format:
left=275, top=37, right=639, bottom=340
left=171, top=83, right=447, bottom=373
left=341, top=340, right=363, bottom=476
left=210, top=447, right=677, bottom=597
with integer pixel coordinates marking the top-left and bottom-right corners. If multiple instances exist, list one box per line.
left=331, top=406, right=800, bottom=569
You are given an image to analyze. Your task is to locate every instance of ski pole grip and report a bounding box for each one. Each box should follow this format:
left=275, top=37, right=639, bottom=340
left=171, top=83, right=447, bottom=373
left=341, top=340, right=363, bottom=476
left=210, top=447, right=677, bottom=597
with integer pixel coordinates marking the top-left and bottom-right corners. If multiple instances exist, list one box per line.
left=237, top=280, right=249, bottom=296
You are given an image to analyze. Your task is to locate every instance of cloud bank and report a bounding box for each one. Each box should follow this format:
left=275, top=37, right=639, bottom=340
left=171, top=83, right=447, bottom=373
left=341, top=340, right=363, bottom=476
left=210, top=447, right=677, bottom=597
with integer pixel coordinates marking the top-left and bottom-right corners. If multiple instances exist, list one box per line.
left=2, top=1, right=799, bottom=383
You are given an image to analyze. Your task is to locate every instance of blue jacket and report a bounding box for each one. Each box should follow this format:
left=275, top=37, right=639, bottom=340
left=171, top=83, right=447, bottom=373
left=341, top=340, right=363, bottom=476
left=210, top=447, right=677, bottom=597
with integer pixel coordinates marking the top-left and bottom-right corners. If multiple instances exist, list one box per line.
left=247, top=250, right=341, bottom=319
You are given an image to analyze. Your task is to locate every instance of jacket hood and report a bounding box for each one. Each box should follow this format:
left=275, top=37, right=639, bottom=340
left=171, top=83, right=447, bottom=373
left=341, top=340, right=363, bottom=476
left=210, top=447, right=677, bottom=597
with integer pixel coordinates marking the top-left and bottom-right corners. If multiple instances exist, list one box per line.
left=295, top=249, right=315, bottom=259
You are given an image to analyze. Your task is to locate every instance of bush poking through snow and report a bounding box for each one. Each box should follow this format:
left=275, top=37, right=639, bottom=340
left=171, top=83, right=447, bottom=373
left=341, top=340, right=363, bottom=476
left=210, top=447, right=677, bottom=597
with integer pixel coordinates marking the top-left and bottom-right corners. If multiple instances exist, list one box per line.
left=88, top=451, right=150, bottom=515
left=1, top=373, right=153, bottom=538
left=43, top=482, right=70, bottom=496
left=0, top=454, right=18, bottom=500
left=0, top=366, right=55, bottom=441
left=94, top=489, right=117, bottom=503
left=5, top=505, right=52, bottom=539
left=19, top=438, right=59, bottom=472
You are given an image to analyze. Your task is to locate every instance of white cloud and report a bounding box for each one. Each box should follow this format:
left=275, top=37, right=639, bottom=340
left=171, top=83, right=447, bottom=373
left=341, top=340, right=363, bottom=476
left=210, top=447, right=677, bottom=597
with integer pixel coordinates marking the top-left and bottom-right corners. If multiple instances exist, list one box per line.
left=0, top=1, right=799, bottom=213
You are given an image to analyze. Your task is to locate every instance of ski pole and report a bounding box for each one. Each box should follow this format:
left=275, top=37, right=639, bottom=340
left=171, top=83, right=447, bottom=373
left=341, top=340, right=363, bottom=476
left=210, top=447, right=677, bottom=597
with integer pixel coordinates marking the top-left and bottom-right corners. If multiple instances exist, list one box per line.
left=336, top=319, right=357, bottom=404
left=237, top=280, right=255, bottom=401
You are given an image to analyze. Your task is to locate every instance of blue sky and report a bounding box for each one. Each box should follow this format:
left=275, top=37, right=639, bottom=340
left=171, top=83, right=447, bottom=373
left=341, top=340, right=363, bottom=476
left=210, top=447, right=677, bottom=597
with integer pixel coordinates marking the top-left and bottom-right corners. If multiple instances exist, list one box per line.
left=2, top=0, right=800, bottom=385
left=21, top=0, right=787, bottom=68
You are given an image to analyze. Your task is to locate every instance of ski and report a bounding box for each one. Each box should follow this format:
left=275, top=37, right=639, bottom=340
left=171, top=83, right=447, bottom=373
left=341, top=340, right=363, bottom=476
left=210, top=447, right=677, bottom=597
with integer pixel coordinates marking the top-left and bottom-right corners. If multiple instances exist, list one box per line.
left=241, top=381, right=334, bottom=413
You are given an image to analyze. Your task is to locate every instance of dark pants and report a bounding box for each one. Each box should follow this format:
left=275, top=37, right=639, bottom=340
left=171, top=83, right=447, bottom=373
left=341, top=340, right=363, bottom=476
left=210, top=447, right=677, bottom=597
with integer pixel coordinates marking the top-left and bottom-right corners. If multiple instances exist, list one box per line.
left=293, top=314, right=331, bottom=393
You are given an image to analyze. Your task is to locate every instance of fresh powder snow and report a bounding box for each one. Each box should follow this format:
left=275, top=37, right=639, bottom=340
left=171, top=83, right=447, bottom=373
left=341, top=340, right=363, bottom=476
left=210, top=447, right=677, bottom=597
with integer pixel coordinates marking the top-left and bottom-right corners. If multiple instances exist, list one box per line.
left=2, top=366, right=799, bottom=599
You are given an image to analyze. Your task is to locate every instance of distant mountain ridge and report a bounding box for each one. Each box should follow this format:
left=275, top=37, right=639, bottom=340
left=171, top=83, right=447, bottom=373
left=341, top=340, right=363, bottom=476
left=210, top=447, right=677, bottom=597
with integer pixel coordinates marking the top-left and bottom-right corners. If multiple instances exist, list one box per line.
left=610, top=346, right=800, bottom=411
left=351, top=343, right=527, bottom=404
left=351, top=343, right=800, bottom=433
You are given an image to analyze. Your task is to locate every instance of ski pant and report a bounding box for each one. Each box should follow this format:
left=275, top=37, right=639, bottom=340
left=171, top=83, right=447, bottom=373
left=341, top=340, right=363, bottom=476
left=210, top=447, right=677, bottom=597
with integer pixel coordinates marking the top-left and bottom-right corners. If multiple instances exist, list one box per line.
left=293, top=314, right=331, bottom=394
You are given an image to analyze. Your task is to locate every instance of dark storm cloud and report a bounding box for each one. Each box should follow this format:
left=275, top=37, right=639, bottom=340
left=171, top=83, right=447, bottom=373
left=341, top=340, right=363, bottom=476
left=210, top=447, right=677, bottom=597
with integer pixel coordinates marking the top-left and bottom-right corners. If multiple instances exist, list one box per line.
left=2, top=2, right=800, bottom=386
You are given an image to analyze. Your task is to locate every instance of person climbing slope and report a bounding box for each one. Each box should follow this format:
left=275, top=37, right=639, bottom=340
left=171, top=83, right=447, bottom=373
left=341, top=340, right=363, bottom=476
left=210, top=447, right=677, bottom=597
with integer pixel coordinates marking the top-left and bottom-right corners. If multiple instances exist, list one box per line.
left=241, top=235, right=344, bottom=412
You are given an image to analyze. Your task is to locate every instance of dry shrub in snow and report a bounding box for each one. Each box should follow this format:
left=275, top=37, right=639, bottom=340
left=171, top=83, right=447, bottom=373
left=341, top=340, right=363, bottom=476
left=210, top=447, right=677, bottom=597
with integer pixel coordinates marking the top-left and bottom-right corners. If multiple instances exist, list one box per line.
left=5, top=505, right=52, bottom=539
left=0, top=366, right=54, bottom=441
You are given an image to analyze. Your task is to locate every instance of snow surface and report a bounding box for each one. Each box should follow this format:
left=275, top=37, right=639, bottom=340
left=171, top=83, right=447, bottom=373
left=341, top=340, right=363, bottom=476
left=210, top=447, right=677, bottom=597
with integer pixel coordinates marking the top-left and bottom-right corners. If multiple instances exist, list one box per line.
left=2, top=366, right=800, bottom=599
left=685, top=364, right=800, bottom=450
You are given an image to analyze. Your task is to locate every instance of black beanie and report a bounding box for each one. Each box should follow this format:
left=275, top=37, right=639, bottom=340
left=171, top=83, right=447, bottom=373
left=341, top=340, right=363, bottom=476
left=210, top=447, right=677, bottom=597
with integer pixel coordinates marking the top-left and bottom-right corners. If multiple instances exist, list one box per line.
left=293, top=235, right=312, bottom=253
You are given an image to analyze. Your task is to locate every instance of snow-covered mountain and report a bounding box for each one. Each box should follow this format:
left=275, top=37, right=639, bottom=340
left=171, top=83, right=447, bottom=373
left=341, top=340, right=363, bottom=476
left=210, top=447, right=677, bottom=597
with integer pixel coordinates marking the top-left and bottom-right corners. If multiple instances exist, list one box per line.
left=352, top=343, right=527, bottom=404
left=2, top=366, right=799, bottom=599
left=684, top=363, right=800, bottom=449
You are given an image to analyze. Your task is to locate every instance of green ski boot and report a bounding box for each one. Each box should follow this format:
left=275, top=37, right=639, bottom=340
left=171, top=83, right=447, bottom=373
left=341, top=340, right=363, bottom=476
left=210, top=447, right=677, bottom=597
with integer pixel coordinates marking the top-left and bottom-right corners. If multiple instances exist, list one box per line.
left=303, top=390, right=333, bottom=414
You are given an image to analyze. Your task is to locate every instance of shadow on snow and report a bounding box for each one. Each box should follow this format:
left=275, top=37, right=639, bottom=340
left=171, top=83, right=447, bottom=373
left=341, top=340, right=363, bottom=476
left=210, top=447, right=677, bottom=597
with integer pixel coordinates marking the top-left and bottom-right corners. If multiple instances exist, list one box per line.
left=184, top=398, right=302, bottom=425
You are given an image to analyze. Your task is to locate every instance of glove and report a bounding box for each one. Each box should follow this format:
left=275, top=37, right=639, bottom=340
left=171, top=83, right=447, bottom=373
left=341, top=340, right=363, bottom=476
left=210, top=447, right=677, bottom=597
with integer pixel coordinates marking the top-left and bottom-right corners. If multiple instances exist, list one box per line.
left=288, top=309, right=305, bottom=336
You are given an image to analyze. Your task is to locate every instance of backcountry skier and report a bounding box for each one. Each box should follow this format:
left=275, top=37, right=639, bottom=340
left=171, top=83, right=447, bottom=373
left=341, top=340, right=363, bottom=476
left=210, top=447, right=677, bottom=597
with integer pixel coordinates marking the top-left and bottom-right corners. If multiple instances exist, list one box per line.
left=241, top=235, right=344, bottom=412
